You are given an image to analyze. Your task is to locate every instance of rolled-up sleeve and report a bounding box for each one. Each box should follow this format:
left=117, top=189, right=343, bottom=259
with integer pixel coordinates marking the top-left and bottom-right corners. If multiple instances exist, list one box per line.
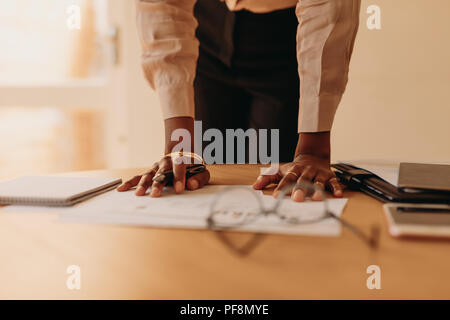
left=296, top=0, right=361, bottom=132
left=136, top=0, right=199, bottom=119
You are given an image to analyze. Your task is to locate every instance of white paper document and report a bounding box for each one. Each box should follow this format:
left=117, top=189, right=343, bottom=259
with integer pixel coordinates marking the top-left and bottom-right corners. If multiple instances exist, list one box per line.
left=57, top=185, right=348, bottom=237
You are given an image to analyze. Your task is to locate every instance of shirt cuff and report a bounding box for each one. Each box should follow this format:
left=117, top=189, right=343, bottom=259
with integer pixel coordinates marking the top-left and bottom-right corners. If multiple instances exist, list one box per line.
left=298, top=94, right=342, bottom=133
left=157, top=83, right=195, bottom=119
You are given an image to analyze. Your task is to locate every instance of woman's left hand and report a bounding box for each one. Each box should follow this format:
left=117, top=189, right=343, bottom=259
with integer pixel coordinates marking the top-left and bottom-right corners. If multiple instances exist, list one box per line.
left=252, top=154, right=343, bottom=201
left=252, top=132, right=343, bottom=202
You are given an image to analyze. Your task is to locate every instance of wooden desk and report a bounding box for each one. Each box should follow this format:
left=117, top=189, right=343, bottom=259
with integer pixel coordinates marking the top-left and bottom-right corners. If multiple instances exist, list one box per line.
left=1, top=164, right=449, bottom=299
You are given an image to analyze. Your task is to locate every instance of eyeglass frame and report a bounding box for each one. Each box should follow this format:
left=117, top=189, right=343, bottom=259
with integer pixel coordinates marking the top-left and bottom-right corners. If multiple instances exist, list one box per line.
left=206, top=182, right=379, bottom=252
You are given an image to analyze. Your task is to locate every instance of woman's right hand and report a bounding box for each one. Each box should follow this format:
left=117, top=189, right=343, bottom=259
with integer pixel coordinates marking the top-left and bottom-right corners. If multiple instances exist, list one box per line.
left=117, top=155, right=210, bottom=197
left=117, top=116, right=210, bottom=197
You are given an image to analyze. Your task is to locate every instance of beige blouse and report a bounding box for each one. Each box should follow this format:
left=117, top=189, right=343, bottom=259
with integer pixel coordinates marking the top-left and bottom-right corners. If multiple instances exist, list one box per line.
left=136, top=0, right=361, bottom=132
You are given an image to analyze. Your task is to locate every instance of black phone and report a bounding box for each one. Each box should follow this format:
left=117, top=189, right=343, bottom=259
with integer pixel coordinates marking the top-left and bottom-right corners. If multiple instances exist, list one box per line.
left=152, top=164, right=206, bottom=186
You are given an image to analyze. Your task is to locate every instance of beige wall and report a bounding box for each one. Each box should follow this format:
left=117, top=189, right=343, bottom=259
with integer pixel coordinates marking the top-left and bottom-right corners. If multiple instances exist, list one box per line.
left=126, top=0, right=450, bottom=167
left=333, top=0, right=450, bottom=163
left=110, top=0, right=164, bottom=168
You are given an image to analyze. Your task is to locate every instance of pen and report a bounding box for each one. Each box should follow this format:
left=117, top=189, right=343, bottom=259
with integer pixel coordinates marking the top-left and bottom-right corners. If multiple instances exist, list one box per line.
left=152, top=164, right=206, bottom=185
left=397, top=206, right=450, bottom=213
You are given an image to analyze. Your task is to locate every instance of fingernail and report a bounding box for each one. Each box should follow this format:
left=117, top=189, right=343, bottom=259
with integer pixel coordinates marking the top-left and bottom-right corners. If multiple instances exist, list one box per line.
left=312, top=191, right=322, bottom=201
left=135, top=186, right=144, bottom=196
left=273, top=191, right=279, bottom=198
left=150, top=188, right=160, bottom=197
left=293, top=190, right=305, bottom=202
left=188, top=179, right=199, bottom=190
left=174, top=181, right=183, bottom=193
left=335, top=190, right=343, bottom=197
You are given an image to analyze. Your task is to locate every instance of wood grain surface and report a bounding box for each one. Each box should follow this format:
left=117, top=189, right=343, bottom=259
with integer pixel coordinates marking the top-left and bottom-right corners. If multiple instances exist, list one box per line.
left=0, top=164, right=449, bottom=299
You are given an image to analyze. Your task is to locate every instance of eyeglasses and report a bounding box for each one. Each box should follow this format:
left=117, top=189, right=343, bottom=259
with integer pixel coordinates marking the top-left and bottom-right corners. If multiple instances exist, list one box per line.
left=207, top=182, right=379, bottom=255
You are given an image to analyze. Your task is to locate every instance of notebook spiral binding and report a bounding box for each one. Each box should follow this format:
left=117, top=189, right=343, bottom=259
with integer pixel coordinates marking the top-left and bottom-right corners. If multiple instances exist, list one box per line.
left=0, top=196, right=72, bottom=207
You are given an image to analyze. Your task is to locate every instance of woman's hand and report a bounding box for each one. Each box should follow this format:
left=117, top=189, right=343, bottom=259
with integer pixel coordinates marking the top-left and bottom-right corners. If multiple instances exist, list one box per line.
left=252, top=154, right=342, bottom=201
left=117, top=116, right=209, bottom=197
left=252, top=132, right=343, bottom=202
left=116, top=156, right=210, bottom=197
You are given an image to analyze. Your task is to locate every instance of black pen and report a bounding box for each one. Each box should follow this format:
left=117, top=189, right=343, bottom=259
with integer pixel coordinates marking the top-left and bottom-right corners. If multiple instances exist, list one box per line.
left=152, top=164, right=206, bottom=186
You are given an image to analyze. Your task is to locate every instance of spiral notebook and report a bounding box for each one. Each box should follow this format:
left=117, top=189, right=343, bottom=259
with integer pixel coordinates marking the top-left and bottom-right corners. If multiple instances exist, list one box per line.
left=0, top=176, right=122, bottom=207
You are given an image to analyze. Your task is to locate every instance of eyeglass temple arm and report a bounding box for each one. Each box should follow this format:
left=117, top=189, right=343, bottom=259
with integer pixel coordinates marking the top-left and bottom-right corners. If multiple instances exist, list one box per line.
left=328, top=212, right=380, bottom=248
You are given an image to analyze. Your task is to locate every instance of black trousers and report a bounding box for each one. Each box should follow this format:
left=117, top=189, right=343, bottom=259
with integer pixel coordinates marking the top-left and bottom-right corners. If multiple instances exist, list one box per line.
left=194, top=0, right=299, bottom=163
